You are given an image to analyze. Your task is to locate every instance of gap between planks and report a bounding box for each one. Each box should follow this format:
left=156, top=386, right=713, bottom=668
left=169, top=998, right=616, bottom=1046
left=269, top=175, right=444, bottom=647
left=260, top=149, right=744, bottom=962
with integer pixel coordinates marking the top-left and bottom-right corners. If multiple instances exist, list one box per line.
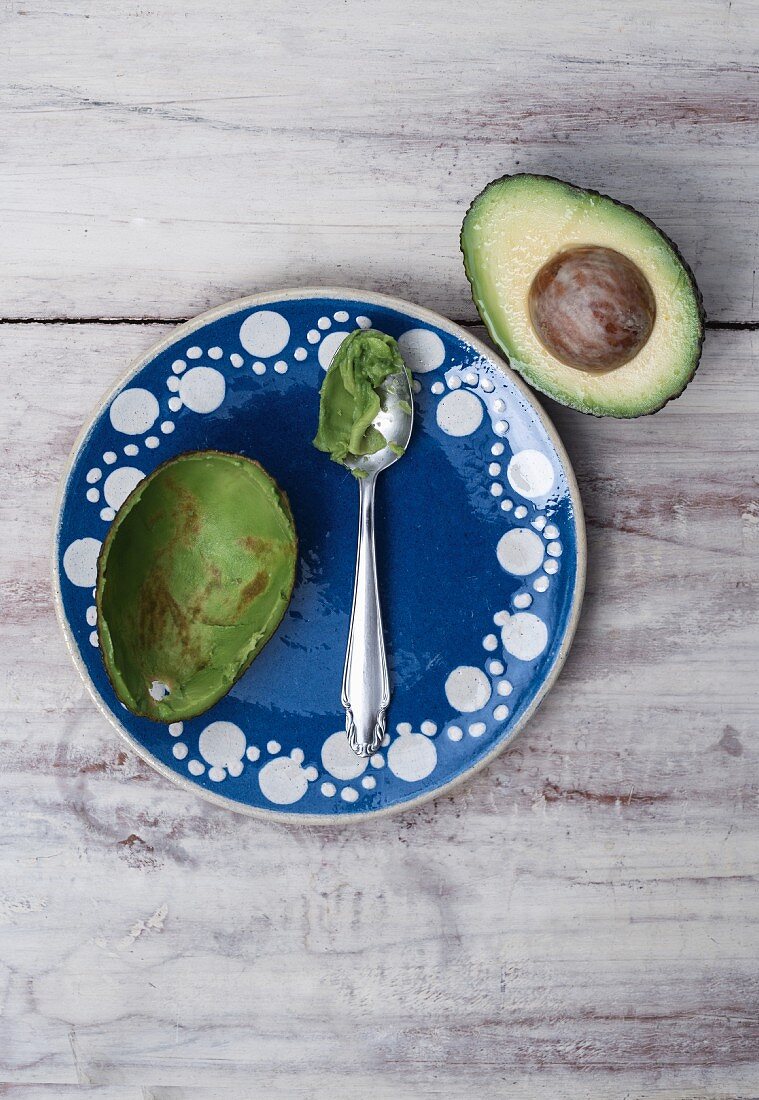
left=0, top=317, right=755, bottom=330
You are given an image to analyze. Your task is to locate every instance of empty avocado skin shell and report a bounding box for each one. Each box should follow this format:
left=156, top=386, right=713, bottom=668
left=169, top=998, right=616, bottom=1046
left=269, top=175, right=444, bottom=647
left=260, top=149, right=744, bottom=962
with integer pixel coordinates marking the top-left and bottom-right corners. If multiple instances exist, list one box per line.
left=461, top=173, right=706, bottom=418
left=96, top=450, right=297, bottom=722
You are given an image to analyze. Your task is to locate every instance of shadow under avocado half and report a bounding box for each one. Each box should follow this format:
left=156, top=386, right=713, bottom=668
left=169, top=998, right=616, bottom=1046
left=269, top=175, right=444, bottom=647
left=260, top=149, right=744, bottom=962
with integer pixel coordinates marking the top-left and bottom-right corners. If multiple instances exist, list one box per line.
left=461, top=173, right=705, bottom=418
left=95, top=450, right=297, bottom=722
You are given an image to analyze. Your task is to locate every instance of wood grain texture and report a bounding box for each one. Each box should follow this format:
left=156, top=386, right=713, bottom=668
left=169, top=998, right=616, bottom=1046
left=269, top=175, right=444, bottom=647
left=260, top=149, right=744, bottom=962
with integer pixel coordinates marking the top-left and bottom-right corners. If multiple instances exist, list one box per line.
left=1, top=0, right=757, bottom=324
left=1, top=322, right=758, bottom=1096
left=3, top=0, right=759, bottom=1091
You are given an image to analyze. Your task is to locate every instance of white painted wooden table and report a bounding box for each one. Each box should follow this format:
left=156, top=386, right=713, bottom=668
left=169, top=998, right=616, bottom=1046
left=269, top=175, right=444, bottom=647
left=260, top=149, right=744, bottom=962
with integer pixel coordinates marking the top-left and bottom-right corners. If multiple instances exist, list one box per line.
left=1, top=2, right=758, bottom=1096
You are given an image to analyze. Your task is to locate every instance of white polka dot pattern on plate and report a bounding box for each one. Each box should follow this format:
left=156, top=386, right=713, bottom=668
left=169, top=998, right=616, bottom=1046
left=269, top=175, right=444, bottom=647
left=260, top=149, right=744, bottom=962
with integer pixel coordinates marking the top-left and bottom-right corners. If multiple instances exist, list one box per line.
left=63, top=538, right=102, bottom=587
left=387, top=730, right=437, bottom=781
left=239, top=311, right=290, bottom=358
left=445, top=666, right=491, bottom=712
left=258, top=752, right=315, bottom=805
left=436, top=391, right=483, bottom=437
left=179, top=367, right=225, bottom=413
left=103, top=467, right=144, bottom=510
left=497, top=528, right=545, bottom=576
left=507, top=449, right=555, bottom=499
left=198, top=721, right=246, bottom=780
left=318, top=330, right=350, bottom=369
left=321, top=731, right=367, bottom=781
left=397, top=328, right=446, bottom=373
left=500, top=612, right=548, bottom=661
left=109, top=389, right=159, bottom=435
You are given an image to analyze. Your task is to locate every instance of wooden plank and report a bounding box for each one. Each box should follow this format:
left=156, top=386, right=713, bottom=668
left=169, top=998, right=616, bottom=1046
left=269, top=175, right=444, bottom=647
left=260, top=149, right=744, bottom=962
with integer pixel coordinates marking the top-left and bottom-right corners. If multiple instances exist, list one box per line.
left=1, top=0, right=757, bottom=323
left=0, top=322, right=757, bottom=1094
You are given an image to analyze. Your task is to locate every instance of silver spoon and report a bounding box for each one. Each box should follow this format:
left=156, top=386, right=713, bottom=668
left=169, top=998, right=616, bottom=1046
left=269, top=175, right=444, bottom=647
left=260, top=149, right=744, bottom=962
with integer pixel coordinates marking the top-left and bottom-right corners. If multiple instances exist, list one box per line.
left=342, top=365, right=414, bottom=757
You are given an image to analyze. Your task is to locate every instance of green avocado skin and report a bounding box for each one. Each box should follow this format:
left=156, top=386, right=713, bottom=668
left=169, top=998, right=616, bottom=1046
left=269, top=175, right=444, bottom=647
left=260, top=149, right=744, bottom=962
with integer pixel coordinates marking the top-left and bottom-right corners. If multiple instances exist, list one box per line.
left=461, top=173, right=706, bottom=418
left=313, top=328, right=405, bottom=468
left=96, top=451, right=297, bottom=722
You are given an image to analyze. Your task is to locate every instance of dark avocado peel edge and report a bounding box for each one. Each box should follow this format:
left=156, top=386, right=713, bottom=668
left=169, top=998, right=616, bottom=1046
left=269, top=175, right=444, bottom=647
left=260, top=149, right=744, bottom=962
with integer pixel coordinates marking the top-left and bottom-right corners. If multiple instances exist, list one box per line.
left=461, top=172, right=706, bottom=418
left=96, top=450, right=297, bottom=723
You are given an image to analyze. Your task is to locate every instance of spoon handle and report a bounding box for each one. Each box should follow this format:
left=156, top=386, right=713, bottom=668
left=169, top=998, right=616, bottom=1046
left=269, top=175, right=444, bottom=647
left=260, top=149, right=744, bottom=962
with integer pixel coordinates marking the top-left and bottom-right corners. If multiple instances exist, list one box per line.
left=342, top=474, right=389, bottom=757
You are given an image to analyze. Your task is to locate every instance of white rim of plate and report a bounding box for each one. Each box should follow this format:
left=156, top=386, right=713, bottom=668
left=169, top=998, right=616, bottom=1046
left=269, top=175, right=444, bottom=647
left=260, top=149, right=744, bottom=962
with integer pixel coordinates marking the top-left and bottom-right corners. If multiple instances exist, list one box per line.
left=51, top=287, right=587, bottom=824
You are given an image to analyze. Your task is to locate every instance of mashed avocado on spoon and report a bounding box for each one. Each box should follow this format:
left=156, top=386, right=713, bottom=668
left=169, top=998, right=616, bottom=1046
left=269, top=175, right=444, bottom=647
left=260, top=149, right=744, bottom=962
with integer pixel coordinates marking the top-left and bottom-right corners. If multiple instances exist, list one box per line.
left=313, top=328, right=409, bottom=472
left=313, top=326, right=413, bottom=757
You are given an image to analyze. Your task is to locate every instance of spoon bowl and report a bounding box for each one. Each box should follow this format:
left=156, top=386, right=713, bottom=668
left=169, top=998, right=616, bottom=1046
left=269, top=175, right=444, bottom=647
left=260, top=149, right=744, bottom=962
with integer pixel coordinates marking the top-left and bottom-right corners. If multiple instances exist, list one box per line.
left=345, top=366, right=414, bottom=480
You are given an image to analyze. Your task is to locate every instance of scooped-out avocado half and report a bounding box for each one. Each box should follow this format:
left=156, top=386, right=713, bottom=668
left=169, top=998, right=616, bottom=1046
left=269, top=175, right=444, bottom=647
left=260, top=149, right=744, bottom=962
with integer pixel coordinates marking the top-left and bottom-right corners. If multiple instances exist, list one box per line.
left=461, top=174, right=705, bottom=417
left=96, top=451, right=297, bottom=722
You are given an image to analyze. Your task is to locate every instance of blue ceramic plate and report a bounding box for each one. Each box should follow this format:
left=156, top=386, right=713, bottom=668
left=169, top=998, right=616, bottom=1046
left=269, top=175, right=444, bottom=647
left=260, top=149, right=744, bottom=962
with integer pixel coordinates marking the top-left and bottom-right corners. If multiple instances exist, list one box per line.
left=54, top=290, right=585, bottom=821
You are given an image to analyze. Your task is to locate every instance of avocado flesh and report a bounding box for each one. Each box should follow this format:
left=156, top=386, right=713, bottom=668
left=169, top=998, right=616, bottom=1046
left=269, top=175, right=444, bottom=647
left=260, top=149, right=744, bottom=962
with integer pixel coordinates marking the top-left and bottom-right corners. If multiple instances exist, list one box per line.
left=461, top=174, right=705, bottom=417
left=313, top=328, right=405, bottom=469
left=96, top=451, right=297, bottom=722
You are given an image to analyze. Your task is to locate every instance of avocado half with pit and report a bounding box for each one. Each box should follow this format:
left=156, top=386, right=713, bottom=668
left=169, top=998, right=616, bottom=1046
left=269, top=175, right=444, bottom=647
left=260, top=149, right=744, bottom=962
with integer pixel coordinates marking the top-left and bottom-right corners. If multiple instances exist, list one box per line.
left=96, top=451, right=297, bottom=722
left=461, top=174, right=705, bottom=417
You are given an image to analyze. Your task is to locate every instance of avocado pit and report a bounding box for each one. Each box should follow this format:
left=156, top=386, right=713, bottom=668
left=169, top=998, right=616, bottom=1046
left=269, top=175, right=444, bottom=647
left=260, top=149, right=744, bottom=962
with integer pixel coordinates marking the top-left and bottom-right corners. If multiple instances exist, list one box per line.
left=528, top=245, right=656, bottom=372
